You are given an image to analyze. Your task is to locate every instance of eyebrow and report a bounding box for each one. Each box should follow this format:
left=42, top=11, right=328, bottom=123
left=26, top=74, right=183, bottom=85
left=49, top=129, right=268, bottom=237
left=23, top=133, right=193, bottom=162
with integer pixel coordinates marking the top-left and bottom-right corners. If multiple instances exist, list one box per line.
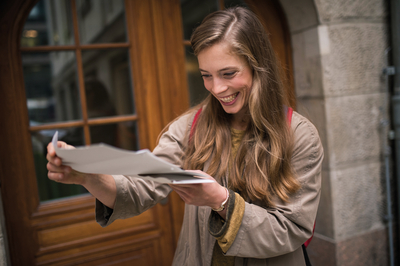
left=199, top=66, right=239, bottom=72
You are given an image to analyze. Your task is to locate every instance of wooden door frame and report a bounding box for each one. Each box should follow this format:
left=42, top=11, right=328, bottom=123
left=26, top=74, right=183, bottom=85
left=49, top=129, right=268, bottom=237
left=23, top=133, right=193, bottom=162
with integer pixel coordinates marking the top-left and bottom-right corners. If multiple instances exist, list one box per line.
left=0, top=1, right=39, bottom=264
left=0, top=0, right=188, bottom=264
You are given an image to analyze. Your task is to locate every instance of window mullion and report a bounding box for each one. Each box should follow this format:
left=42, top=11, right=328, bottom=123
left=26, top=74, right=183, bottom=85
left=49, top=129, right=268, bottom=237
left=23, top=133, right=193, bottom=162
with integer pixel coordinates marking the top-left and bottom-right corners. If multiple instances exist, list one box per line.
left=71, top=0, right=90, bottom=144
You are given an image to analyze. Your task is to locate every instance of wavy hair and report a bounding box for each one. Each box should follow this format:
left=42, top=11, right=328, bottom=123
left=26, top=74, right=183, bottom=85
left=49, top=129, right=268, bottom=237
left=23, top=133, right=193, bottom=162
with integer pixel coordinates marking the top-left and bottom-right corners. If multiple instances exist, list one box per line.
left=182, top=7, right=299, bottom=206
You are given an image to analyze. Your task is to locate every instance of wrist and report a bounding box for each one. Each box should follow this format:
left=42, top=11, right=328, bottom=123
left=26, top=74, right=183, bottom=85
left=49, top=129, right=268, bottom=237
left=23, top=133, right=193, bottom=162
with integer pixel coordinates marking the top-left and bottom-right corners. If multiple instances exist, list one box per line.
left=78, top=172, right=95, bottom=186
left=211, top=187, right=229, bottom=212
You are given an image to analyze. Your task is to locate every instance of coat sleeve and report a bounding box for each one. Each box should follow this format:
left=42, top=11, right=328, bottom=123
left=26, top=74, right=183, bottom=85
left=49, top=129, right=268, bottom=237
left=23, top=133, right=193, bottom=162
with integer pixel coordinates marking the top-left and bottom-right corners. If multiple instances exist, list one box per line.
left=224, top=112, right=324, bottom=258
left=96, top=113, right=193, bottom=227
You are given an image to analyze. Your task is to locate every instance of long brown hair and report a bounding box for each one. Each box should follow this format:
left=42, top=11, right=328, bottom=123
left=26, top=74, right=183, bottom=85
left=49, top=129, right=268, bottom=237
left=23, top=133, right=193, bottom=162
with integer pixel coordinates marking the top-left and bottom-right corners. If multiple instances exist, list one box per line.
left=182, top=7, right=299, bottom=206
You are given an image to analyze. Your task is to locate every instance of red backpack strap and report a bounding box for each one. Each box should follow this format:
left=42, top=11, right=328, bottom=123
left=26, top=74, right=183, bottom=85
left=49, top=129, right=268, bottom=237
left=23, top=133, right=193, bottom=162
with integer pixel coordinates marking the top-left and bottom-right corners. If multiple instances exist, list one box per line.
left=286, top=106, right=293, bottom=126
left=190, top=107, right=202, bottom=140
left=304, top=223, right=316, bottom=248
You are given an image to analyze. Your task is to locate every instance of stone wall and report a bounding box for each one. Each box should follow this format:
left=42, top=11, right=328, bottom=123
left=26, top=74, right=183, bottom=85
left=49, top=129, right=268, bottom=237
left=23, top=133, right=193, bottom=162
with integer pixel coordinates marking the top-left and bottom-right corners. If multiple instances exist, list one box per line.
left=0, top=192, right=10, bottom=266
left=282, top=0, right=391, bottom=265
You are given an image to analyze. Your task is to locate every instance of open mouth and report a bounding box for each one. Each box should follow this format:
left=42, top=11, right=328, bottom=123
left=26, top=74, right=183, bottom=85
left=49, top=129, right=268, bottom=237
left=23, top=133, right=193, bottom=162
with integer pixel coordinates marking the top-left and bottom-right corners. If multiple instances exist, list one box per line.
left=220, top=92, right=239, bottom=103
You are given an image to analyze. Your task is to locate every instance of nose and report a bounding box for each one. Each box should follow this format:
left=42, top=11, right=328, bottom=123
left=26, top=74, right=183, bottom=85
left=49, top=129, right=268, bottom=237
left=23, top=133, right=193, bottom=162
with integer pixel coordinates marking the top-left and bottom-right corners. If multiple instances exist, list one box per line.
left=211, top=77, right=228, bottom=95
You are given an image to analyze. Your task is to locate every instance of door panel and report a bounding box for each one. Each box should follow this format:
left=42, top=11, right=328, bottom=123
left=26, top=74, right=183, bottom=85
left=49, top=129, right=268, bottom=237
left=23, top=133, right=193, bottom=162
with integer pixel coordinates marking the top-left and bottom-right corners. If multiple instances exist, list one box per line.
left=33, top=197, right=166, bottom=265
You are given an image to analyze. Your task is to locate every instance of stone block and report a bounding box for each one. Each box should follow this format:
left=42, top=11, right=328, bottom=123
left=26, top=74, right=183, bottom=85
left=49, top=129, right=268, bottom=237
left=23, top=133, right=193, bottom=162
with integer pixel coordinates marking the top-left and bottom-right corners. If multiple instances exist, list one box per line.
left=308, top=228, right=389, bottom=266
left=292, top=26, right=327, bottom=98
left=325, top=93, right=387, bottom=165
left=314, top=0, right=387, bottom=23
left=307, top=233, right=336, bottom=266
left=331, top=161, right=385, bottom=240
left=323, top=23, right=389, bottom=97
left=315, top=169, right=334, bottom=238
left=336, top=228, right=388, bottom=266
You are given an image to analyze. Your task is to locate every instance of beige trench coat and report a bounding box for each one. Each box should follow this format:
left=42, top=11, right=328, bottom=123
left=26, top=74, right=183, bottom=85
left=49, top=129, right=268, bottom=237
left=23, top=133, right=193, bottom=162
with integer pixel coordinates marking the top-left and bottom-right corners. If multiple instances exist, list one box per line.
left=96, top=110, right=324, bottom=266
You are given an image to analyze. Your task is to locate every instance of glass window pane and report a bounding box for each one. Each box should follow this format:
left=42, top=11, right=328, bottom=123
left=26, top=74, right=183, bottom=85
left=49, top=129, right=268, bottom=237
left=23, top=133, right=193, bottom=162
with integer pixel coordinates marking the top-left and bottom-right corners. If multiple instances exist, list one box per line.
left=223, top=0, right=248, bottom=8
left=82, top=49, right=135, bottom=118
left=22, top=51, right=82, bottom=125
left=76, top=0, right=127, bottom=44
left=90, top=121, right=139, bottom=150
left=185, top=46, right=209, bottom=106
left=32, top=127, right=86, bottom=202
left=21, top=0, right=75, bottom=47
left=181, top=0, right=219, bottom=40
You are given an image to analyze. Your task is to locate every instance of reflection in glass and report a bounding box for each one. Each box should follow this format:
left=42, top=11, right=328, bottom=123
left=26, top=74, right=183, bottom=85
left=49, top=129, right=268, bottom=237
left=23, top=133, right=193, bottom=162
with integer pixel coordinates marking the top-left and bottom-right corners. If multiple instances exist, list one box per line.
left=185, top=46, right=209, bottom=106
left=76, top=0, right=127, bottom=44
left=22, top=51, right=81, bottom=125
left=181, top=0, right=219, bottom=40
left=32, top=127, right=86, bottom=202
left=82, top=49, right=135, bottom=118
left=21, top=0, right=74, bottom=47
left=90, top=121, right=139, bottom=151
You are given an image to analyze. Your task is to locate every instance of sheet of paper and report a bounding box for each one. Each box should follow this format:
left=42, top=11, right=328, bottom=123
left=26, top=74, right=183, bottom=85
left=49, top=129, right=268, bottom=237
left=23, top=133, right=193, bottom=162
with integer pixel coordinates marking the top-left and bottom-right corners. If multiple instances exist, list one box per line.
left=52, top=131, right=213, bottom=184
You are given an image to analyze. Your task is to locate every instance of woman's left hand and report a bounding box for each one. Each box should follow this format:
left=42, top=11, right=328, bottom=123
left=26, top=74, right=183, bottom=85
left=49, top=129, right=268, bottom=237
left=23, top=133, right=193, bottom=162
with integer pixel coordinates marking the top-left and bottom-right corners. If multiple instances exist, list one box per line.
left=169, top=170, right=227, bottom=211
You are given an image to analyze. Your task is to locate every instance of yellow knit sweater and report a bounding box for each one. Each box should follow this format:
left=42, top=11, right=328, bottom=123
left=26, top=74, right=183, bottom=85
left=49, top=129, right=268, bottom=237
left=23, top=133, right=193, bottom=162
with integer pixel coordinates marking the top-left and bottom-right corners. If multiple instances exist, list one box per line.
left=211, top=128, right=246, bottom=266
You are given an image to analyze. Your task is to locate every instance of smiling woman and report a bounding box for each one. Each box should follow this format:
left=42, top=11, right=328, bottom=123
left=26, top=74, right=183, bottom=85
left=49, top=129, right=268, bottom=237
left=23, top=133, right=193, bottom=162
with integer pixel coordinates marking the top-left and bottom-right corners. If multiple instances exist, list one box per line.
left=46, top=6, right=323, bottom=266
left=198, top=42, right=253, bottom=129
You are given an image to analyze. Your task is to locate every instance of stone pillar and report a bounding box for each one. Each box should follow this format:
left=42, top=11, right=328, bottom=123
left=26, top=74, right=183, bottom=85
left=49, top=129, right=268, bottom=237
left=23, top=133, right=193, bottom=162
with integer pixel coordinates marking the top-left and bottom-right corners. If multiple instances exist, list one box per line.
left=284, top=0, right=390, bottom=265
left=0, top=191, right=10, bottom=266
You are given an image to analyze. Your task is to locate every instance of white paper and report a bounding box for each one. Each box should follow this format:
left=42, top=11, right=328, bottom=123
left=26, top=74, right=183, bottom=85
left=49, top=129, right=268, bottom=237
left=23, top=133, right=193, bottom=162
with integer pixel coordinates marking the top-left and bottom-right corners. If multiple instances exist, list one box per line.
left=52, top=131, right=213, bottom=184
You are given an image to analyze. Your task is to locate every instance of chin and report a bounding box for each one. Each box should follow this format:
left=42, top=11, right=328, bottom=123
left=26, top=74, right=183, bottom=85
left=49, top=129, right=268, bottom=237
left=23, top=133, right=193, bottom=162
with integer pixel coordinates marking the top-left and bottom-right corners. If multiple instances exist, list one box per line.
left=222, top=107, right=239, bottom=115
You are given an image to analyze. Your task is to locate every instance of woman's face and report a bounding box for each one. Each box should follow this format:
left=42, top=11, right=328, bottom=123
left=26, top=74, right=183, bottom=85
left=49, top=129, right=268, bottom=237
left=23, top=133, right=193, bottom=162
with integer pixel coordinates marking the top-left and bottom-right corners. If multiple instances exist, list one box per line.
left=197, top=42, right=253, bottom=118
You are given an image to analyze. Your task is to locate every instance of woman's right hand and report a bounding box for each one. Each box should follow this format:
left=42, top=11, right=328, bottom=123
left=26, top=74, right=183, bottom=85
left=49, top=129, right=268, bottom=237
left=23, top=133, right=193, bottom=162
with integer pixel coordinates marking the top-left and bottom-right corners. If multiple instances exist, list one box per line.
left=47, top=141, right=117, bottom=209
left=46, top=141, right=86, bottom=185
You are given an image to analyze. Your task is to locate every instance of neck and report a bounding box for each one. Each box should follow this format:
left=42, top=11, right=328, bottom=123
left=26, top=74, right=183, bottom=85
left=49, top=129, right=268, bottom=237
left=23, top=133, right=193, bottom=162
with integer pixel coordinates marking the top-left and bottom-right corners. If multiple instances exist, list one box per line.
left=231, top=111, right=249, bottom=130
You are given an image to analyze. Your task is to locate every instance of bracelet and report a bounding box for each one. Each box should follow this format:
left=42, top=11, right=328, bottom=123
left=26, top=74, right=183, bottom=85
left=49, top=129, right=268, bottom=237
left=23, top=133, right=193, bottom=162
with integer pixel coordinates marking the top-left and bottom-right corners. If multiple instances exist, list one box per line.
left=211, top=187, right=229, bottom=212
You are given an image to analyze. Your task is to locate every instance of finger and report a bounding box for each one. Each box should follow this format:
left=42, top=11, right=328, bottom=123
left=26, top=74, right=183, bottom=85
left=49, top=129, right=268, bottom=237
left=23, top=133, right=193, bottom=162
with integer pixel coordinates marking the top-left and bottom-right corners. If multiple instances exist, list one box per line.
left=48, top=171, right=65, bottom=181
left=47, top=142, right=56, bottom=156
left=170, top=185, right=192, bottom=198
left=59, top=141, right=75, bottom=150
left=47, top=161, right=72, bottom=173
left=46, top=153, right=63, bottom=167
left=186, top=169, right=207, bottom=176
left=170, top=183, right=202, bottom=188
left=56, top=141, right=66, bottom=148
left=185, top=170, right=215, bottom=181
left=46, top=143, right=60, bottom=163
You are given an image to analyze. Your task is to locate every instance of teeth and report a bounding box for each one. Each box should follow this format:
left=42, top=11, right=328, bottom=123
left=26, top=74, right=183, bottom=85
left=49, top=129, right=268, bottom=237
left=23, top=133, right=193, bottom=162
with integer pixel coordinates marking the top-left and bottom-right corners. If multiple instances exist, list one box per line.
left=220, top=93, right=238, bottom=103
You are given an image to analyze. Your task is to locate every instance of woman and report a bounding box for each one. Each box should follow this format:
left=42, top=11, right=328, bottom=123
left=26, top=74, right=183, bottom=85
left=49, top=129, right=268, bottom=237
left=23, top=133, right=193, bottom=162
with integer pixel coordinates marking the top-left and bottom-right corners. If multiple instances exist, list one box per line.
left=47, top=7, right=323, bottom=266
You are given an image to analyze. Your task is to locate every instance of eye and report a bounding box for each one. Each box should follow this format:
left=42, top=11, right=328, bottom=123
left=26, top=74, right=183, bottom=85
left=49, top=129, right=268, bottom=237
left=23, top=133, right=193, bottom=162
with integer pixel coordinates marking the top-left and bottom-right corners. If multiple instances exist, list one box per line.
left=223, top=71, right=237, bottom=78
left=201, top=74, right=211, bottom=79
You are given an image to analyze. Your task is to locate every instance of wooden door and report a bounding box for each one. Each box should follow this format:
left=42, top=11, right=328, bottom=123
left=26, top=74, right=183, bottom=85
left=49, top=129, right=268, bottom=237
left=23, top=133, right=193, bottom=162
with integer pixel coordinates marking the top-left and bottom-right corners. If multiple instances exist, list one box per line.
left=0, top=0, right=188, bottom=265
